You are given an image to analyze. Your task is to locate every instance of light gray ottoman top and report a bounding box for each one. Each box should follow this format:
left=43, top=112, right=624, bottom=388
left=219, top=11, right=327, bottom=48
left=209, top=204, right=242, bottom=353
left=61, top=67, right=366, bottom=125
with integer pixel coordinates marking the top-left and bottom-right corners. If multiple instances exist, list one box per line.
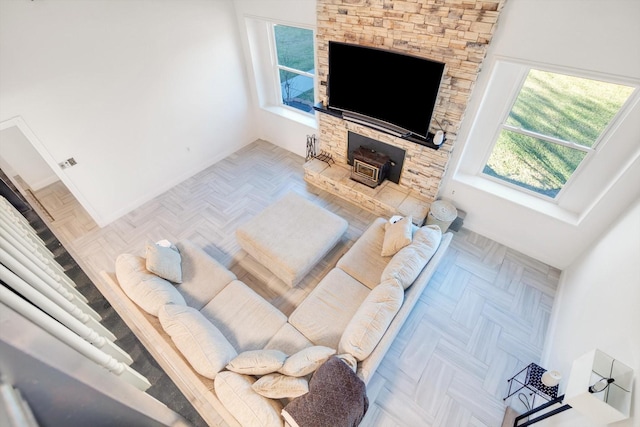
left=236, top=192, right=348, bottom=287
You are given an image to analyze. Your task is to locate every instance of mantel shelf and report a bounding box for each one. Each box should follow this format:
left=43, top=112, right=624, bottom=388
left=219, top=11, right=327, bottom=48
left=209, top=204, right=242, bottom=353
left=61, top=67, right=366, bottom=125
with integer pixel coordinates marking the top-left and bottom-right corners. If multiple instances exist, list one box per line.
left=313, top=103, right=444, bottom=150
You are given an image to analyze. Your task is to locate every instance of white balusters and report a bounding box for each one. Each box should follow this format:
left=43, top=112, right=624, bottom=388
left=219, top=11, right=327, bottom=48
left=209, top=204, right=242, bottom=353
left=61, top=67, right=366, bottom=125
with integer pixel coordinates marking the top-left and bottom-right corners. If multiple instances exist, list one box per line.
left=0, top=286, right=150, bottom=391
left=0, top=195, right=150, bottom=391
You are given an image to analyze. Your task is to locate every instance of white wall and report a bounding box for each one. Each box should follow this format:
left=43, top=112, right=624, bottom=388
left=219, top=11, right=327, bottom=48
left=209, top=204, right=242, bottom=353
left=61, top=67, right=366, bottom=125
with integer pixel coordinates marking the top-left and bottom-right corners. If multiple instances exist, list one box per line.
left=0, top=126, right=58, bottom=190
left=539, top=199, right=640, bottom=426
left=233, top=0, right=317, bottom=157
left=442, top=0, right=640, bottom=269
left=0, top=0, right=257, bottom=226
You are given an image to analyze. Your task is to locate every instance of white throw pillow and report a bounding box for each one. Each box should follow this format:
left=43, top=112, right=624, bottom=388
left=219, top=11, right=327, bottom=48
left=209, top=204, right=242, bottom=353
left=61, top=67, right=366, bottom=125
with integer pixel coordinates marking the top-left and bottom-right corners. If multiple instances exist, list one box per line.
left=381, top=216, right=413, bottom=256
left=146, top=241, right=183, bottom=283
left=115, top=253, right=186, bottom=316
left=214, top=371, right=284, bottom=427
left=226, top=349, right=287, bottom=376
left=252, top=373, right=309, bottom=399
left=279, top=346, right=336, bottom=377
left=336, top=353, right=358, bottom=372
left=380, top=225, right=442, bottom=289
left=158, top=304, right=237, bottom=379
left=338, top=279, right=404, bottom=361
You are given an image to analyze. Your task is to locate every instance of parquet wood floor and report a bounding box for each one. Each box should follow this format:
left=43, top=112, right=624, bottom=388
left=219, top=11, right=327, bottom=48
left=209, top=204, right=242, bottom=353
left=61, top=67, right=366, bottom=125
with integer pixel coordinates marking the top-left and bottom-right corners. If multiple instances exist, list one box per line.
left=34, top=139, right=560, bottom=427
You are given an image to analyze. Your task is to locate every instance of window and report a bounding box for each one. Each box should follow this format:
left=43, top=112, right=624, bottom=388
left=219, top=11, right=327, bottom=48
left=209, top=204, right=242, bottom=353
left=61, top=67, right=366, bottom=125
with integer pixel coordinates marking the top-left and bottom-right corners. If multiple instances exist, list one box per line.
left=482, top=69, right=634, bottom=199
left=272, top=24, right=315, bottom=114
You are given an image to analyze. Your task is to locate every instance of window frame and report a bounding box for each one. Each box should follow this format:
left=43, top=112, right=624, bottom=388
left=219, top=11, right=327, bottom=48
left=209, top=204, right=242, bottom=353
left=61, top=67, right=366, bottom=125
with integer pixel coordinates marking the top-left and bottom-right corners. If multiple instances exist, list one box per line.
left=479, top=64, right=636, bottom=203
left=268, top=23, right=316, bottom=116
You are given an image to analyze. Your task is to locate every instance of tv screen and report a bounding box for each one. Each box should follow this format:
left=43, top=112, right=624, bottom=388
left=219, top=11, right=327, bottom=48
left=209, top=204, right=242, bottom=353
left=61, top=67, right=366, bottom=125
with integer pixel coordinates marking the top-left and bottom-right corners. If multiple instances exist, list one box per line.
left=327, top=41, right=445, bottom=139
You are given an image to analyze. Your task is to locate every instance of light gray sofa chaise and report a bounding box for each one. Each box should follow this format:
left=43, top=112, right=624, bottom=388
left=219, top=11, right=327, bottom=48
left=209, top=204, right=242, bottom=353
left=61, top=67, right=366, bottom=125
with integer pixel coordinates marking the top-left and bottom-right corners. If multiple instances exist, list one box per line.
left=101, top=215, right=452, bottom=427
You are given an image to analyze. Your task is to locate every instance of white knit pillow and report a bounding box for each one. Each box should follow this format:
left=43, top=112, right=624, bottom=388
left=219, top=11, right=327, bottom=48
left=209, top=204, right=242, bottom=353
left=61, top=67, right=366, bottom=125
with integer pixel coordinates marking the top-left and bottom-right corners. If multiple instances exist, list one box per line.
left=158, top=304, right=236, bottom=379
left=380, top=216, right=413, bottom=256
left=146, top=241, right=183, bottom=283
left=338, top=279, right=404, bottom=361
left=115, top=253, right=186, bottom=316
left=214, top=371, right=283, bottom=427
left=279, top=346, right=336, bottom=377
left=252, top=373, right=309, bottom=399
left=381, top=225, right=442, bottom=289
left=226, top=349, right=287, bottom=376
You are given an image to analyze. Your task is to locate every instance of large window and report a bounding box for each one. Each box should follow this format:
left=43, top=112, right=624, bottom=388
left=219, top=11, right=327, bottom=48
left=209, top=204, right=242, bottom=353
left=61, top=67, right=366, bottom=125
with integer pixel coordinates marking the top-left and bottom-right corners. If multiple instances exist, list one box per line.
left=272, top=24, right=315, bottom=114
left=482, top=69, right=634, bottom=199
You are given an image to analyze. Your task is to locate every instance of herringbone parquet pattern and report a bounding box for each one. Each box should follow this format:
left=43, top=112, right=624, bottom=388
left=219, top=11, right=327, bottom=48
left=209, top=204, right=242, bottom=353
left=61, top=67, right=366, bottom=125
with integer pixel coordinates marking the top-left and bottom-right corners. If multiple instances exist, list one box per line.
left=33, top=139, right=560, bottom=427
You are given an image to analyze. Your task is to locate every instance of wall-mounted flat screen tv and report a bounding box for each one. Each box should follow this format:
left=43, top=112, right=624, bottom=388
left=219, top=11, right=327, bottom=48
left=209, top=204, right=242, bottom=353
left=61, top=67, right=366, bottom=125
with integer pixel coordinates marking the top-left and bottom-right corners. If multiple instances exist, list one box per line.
left=327, top=41, right=445, bottom=140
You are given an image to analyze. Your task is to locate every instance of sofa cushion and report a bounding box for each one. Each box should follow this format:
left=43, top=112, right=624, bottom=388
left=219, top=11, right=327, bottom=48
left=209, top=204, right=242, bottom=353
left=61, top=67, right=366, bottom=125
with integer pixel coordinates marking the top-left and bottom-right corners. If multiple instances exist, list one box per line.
left=146, top=241, right=182, bottom=283
left=381, top=216, right=413, bottom=256
left=264, top=323, right=314, bottom=355
left=289, top=268, right=370, bottom=349
left=200, top=280, right=287, bottom=352
left=175, top=240, right=237, bottom=310
left=380, top=225, right=442, bottom=289
left=226, top=349, right=287, bottom=376
left=252, top=374, right=309, bottom=399
left=336, top=218, right=389, bottom=290
left=115, top=254, right=186, bottom=316
left=158, top=304, right=236, bottom=379
left=338, top=279, right=404, bottom=361
left=279, top=346, right=336, bottom=377
left=214, top=371, right=284, bottom=427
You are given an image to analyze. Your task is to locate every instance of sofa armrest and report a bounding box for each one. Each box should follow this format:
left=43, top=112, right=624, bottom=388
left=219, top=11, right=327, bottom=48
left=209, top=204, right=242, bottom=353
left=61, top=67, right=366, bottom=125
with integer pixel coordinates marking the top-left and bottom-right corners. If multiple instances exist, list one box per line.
left=98, top=271, right=241, bottom=427
left=357, top=232, right=453, bottom=383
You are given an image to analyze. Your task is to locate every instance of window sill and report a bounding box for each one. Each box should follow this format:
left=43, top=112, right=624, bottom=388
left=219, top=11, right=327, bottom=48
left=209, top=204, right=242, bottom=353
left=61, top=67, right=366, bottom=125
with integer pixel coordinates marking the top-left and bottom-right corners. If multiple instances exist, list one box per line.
left=454, top=173, right=580, bottom=225
left=262, top=105, right=318, bottom=129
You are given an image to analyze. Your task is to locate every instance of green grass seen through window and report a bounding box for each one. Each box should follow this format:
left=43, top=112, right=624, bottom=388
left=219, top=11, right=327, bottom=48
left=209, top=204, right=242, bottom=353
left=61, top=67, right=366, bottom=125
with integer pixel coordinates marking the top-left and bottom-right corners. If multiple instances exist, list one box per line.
left=274, top=25, right=315, bottom=112
left=274, top=25, right=314, bottom=72
left=485, top=70, right=634, bottom=197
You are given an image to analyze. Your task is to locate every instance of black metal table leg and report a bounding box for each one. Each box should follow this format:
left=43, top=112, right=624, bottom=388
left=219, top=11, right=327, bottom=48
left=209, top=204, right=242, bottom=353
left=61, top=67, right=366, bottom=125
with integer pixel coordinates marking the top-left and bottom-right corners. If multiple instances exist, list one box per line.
left=513, top=395, right=571, bottom=427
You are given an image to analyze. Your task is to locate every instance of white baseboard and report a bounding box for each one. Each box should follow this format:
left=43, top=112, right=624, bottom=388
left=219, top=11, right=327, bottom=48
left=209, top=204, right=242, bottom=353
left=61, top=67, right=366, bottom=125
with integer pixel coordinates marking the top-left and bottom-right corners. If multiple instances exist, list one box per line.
left=30, top=175, right=60, bottom=191
left=97, top=142, right=252, bottom=227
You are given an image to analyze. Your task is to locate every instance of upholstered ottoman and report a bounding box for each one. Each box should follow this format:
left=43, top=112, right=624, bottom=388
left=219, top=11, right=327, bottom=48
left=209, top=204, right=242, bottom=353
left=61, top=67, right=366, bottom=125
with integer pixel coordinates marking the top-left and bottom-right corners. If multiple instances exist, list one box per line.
left=236, top=192, right=348, bottom=287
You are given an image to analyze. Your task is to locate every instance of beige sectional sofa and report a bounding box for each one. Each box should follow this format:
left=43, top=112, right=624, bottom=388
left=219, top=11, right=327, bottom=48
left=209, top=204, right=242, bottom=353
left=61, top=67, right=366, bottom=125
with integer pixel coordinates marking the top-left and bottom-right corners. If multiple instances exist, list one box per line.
left=102, top=215, right=452, bottom=426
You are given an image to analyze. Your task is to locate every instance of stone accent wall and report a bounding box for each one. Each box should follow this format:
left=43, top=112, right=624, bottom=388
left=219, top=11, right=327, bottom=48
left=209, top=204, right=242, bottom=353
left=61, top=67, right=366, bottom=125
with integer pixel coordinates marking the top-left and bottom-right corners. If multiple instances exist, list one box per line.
left=313, top=0, right=506, bottom=200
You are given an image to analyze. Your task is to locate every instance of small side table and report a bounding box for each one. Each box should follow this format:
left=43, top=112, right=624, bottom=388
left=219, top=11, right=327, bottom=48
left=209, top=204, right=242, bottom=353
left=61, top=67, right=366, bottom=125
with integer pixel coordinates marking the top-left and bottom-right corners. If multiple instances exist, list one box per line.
left=504, top=363, right=571, bottom=427
left=505, top=363, right=559, bottom=404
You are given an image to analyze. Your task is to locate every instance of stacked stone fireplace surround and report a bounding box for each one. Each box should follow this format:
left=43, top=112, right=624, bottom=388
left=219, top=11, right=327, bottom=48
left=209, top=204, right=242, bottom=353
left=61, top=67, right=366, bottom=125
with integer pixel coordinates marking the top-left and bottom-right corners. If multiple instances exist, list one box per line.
left=304, top=0, right=506, bottom=224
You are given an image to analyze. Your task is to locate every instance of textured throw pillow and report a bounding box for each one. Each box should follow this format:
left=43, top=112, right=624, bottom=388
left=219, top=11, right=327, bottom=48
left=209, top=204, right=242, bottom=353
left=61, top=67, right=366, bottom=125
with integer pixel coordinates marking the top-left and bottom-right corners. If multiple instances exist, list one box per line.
left=279, top=346, right=336, bottom=377
left=214, top=371, right=283, bottom=427
left=338, top=279, right=404, bottom=361
left=158, top=304, right=237, bottom=379
left=146, top=241, right=183, bottom=283
left=282, top=356, right=368, bottom=427
left=252, top=373, right=309, bottom=399
left=380, top=225, right=442, bottom=289
left=380, top=216, right=413, bottom=257
left=336, top=353, right=358, bottom=373
left=226, top=349, right=287, bottom=376
left=115, top=253, right=186, bottom=316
